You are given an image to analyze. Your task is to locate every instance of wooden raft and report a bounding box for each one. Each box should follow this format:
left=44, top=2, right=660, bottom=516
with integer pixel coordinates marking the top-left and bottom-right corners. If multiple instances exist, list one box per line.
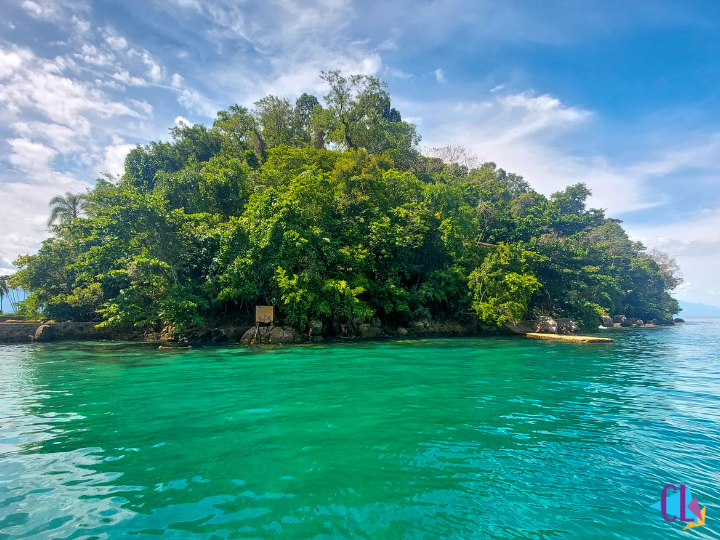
left=525, top=333, right=614, bottom=343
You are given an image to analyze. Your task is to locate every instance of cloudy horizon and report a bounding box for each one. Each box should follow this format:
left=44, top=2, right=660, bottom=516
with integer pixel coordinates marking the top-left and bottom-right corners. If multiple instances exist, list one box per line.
left=0, top=0, right=718, bottom=307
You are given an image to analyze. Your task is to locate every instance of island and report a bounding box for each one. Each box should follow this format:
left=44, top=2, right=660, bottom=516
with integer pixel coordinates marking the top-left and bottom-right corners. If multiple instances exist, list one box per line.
left=2, top=71, right=682, bottom=345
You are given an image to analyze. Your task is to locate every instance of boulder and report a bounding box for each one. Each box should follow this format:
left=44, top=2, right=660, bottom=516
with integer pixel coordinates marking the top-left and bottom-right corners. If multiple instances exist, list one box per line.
left=211, top=328, right=227, bottom=343
left=410, top=321, right=427, bottom=333
left=555, top=318, right=578, bottom=334
left=534, top=316, right=558, bottom=334
left=224, top=326, right=251, bottom=341
left=351, top=316, right=366, bottom=326
left=311, top=336, right=325, bottom=342
left=34, top=324, right=55, bottom=342
left=240, top=326, right=302, bottom=345
left=371, top=317, right=382, bottom=328
left=358, top=323, right=382, bottom=339
left=268, top=326, right=302, bottom=344
left=613, top=315, right=627, bottom=325
left=308, top=319, right=324, bottom=336
left=673, top=318, right=685, bottom=323
left=397, top=327, right=408, bottom=336
left=601, top=315, right=613, bottom=327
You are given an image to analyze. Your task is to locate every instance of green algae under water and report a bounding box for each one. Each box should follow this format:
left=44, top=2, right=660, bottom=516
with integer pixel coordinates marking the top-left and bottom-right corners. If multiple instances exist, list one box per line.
left=1, top=320, right=719, bottom=539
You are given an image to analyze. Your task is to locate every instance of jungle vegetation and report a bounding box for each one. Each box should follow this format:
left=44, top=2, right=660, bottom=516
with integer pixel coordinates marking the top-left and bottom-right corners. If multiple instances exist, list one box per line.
left=9, top=71, right=681, bottom=334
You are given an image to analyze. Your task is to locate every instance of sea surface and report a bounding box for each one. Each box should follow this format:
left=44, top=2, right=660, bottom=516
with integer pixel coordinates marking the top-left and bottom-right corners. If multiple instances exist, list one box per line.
left=1, top=319, right=719, bottom=539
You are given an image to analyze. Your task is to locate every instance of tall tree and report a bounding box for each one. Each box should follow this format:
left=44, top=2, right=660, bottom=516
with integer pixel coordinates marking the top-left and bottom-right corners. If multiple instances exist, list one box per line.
left=48, top=192, right=87, bottom=227
left=0, top=275, right=8, bottom=314
left=253, top=96, right=295, bottom=148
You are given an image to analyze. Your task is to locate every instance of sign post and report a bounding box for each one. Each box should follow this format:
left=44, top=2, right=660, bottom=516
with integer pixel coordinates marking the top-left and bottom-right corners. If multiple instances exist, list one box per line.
left=252, top=306, right=274, bottom=344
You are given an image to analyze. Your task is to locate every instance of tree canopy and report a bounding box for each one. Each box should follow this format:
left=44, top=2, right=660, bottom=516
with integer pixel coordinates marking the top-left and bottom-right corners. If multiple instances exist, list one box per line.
left=10, top=72, right=681, bottom=334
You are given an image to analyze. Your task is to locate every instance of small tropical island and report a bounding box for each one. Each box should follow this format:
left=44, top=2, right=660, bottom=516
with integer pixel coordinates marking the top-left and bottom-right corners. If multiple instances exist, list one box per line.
left=2, top=72, right=682, bottom=344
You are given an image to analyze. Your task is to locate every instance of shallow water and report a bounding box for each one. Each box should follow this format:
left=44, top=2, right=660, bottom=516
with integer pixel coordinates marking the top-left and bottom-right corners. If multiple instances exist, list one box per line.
left=1, top=319, right=719, bottom=539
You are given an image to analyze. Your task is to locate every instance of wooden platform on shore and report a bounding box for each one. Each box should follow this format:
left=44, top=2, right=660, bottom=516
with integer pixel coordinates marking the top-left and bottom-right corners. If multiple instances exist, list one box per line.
left=525, top=333, right=614, bottom=343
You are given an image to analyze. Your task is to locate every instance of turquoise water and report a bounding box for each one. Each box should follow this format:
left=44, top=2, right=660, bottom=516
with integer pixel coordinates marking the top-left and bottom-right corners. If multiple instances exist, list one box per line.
left=1, top=321, right=719, bottom=539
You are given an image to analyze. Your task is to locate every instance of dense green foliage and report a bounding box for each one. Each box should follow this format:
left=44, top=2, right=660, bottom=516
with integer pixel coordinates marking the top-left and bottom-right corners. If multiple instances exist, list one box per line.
left=11, top=73, right=681, bottom=334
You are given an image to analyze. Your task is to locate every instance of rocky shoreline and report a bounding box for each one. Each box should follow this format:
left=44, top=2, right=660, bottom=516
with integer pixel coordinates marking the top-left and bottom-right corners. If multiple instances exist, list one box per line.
left=0, top=314, right=683, bottom=346
left=0, top=318, right=498, bottom=345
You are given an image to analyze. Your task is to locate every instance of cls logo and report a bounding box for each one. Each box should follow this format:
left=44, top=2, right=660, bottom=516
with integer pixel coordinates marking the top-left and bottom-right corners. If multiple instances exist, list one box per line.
left=650, top=484, right=706, bottom=529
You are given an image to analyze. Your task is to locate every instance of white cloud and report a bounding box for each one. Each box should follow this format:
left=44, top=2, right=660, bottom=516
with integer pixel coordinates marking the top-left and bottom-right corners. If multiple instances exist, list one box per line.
left=21, top=0, right=58, bottom=20
left=71, top=15, right=91, bottom=36
left=128, top=48, right=164, bottom=82
left=174, top=115, right=191, bottom=126
left=98, top=136, right=135, bottom=176
left=142, top=52, right=162, bottom=82
left=490, top=84, right=505, bottom=92
left=7, top=138, right=58, bottom=175
left=177, top=88, right=217, bottom=117
left=112, top=69, right=148, bottom=86
left=435, top=68, right=447, bottom=83
left=130, top=99, right=153, bottom=115
left=171, top=73, right=184, bottom=88
left=0, top=45, right=139, bottom=135
left=11, top=122, right=83, bottom=153
left=0, top=49, right=24, bottom=78
left=104, top=32, right=129, bottom=51
left=627, top=209, right=720, bottom=305
left=75, top=44, right=115, bottom=67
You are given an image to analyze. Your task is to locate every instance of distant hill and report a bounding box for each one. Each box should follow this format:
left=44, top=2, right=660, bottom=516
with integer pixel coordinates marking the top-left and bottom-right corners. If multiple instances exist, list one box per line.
left=677, top=301, right=720, bottom=316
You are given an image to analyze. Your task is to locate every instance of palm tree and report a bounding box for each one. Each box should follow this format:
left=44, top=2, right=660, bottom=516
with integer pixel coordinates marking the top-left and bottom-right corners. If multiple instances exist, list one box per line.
left=48, top=192, right=87, bottom=227
left=0, top=275, right=8, bottom=314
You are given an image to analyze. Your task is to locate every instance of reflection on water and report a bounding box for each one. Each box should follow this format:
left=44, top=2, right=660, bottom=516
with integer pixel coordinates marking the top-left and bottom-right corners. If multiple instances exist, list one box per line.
left=0, top=320, right=719, bottom=539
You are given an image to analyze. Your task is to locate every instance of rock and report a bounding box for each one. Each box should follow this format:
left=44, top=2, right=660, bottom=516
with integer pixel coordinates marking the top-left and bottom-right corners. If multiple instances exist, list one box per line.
left=311, top=336, right=324, bottom=342
left=410, top=321, right=427, bottom=333
left=613, top=323, right=622, bottom=327
left=34, top=324, right=55, bottom=342
left=534, top=316, right=558, bottom=334
left=397, top=327, right=408, bottom=336
left=601, top=315, right=613, bottom=327
left=648, top=318, right=674, bottom=326
left=613, top=315, right=627, bottom=325
left=268, top=326, right=301, bottom=344
left=211, top=328, right=227, bottom=342
left=634, top=319, right=644, bottom=327
left=371, top=317, right=382, bottom=328
left=555, top=318, right=578, bottom=334
left=224, top=326, right=251, bottom=341
left=240, top=326, right=302, bottom=345
left=240, top=327, right=263, bottom=345
left=358, top=323, right=382, bottom=339
left=308, top=319, right=324, bottom=336
left=673, top=318, right=685, bottom=323
left=351, top=316, right=366, bottom=325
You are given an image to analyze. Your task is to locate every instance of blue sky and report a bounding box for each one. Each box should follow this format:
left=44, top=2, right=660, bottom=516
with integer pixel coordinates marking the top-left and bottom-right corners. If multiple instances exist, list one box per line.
left=0, top=0, right=718, bottom=307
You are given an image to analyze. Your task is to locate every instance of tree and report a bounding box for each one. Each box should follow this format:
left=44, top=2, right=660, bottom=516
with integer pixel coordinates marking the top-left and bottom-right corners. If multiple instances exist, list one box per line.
left=645, top=249, right=683, bottom=290
left=254, top=95, right=295, bottom=148
left=11, top=71, right=681, bottom=334
left=0, top=275, right=8, bottom=314
left=320, top=70, right=419, bottom=154
left=48, top=192, right=87, bottom=227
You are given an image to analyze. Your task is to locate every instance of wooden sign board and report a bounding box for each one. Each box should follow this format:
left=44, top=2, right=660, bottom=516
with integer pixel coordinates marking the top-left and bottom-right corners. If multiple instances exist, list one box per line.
left=255, top=305, right=274, bottom=323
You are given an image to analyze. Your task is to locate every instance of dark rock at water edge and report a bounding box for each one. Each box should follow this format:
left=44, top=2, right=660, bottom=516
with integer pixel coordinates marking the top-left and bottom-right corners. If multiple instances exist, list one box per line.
left=505, top=316, right=579, bottom=335
left=239, top=326, right=303, bottom=345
